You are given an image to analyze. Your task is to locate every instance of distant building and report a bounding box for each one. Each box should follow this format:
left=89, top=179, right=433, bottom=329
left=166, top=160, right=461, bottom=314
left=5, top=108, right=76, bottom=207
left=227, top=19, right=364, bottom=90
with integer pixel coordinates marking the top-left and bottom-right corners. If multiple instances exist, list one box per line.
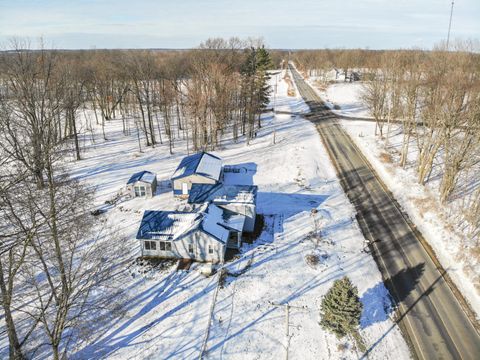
left=350, top=71, right=361, bottom=82
left=136, top=204, right=235, bottom=263
left=126, top=171, right=157, bottom=198
left=188, top=184, right=258, bottom=233
left=171, top=152, right=222, bottom=197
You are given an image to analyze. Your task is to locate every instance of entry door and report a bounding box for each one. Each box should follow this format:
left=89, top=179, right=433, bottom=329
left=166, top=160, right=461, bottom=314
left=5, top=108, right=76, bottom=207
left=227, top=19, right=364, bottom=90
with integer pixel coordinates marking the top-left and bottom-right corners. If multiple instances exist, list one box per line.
left=182, top=183, right=188, bottom=195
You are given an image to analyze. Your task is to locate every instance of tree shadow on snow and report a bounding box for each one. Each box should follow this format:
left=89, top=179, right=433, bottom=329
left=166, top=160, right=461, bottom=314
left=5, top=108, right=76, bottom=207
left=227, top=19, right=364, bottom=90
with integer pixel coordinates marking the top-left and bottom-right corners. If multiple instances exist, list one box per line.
left=72, top=270, right=215, bottom=359
left=74, top=190, right=330, bottom=359
left=222, top=162, right=257, bottom=185
left=257, top=192, right=329, bottom=219
left=361, top=263, right=425, bottom=329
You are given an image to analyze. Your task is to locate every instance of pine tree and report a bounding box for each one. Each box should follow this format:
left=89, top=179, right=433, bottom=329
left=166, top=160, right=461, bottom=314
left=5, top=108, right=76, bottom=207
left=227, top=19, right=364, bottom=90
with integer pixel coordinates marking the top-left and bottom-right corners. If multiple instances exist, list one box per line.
left=240, top=46, right=273, bottom=137
left=256, top=46, right=273, bottom=114
left=320, top=276, right=364, bottom=348
left=240, top=47, right=258, bottom=140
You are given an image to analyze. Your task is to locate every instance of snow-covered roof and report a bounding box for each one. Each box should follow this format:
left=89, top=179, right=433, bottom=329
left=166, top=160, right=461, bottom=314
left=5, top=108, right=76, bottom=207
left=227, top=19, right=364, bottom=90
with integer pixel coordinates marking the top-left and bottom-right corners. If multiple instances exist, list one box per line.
left=188, top=184, right=257, bottom=205
left=136, top=210, right=202, bottom=240
left=197, top=153, right=222, bottom=180
left=136, top=206, right=230, bottom=244
left=221, top=211, right=246, bottom=232
left=172, top=152, right=222, bottom=181
left=127, top=170, right=156, bottom=185
left=201, top=204, right=229, bottom=243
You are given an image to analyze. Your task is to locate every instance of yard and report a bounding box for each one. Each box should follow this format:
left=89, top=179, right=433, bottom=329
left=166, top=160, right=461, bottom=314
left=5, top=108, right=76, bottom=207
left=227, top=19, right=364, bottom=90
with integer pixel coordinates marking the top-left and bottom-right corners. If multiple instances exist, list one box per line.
left=48, top=71, right=410, bottom=359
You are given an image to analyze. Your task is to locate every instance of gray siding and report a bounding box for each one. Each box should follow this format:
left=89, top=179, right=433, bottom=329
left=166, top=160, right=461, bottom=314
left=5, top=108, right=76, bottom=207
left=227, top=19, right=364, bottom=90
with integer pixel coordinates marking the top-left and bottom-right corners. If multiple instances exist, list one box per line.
left=127, top=178, right=157, bottom=199
left=172, top=174, right=217, bottom=196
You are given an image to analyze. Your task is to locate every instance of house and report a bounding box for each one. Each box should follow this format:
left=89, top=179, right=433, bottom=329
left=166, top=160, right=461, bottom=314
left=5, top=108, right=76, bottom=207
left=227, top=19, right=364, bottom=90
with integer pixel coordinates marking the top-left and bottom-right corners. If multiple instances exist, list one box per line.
left=188, top=183, right=257, bottom=233
left=136, top=204, right=234, bottom=263
left=171, top=152, right=222, bottom=197
left=126, top=171, right=157, bottom=198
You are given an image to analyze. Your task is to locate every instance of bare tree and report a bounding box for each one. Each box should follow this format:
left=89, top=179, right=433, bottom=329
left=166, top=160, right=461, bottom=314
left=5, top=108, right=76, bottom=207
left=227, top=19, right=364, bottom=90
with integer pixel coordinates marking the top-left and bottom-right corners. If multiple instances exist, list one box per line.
left=0, top=40, right=65, bottom=189
left=361, top=69, right=388, bottom=137
left=0, top=173, right=36, bottom=360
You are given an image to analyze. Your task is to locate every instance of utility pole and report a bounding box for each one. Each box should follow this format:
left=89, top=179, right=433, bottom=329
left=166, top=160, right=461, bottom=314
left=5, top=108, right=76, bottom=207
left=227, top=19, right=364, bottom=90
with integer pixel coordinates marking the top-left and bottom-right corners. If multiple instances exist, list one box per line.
left=446, top=1, right=455, bottom=50
left=273, top=71, right=279, bottom=144
left=268, top=301, right=308, bottom=360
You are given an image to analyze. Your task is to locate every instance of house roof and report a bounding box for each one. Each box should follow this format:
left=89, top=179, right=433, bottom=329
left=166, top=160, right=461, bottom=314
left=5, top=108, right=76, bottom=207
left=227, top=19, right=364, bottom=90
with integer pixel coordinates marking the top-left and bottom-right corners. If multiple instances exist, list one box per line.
left=127, top=170, right=156, bottom=185
left=136, top=206, right=229, bottom=244
left=200, top=204, right=229, bottom=243
left=188, top=184, right=258, bottom=205
left=172, top=152, right=222, bottom=181
left=136, top=210, right=202, bottom=241
left=221, top=210, right=246, bottom=232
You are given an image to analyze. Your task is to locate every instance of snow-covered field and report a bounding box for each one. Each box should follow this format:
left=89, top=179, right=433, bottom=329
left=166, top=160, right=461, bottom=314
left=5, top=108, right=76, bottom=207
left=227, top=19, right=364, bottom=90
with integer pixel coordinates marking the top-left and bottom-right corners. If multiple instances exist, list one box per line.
left=41, top=72, right=410, bottom=359
left=305, top=70, right=369, bottom=118
left=305, top=76, right=480, bottom=318
left=319, top=82, right=369, bottom=118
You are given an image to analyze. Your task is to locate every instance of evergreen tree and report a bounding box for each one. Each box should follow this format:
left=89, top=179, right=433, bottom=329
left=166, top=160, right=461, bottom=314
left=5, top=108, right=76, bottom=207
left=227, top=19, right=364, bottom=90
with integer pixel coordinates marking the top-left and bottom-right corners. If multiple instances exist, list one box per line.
left=240, top=46, right=273, bottom=138
left=320, top=276, right=364, bottom=350
left=256, top=46, right=273, bottom=114
left=240, top=47, right=258, bottom=140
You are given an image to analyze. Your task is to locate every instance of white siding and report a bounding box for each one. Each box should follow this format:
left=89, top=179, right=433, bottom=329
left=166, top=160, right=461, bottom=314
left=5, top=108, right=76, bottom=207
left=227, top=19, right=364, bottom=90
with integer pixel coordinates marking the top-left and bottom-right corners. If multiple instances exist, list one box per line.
left=140, top=230, right=225, bottom=264
left=127, top=178, right=157, bottom=198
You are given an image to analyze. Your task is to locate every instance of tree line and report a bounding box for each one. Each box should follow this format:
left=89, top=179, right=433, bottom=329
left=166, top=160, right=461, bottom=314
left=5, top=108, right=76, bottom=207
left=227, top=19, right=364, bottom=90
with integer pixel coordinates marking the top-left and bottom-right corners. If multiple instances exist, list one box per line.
left=294, top=44, right=480, bottom=244
left=0, top=37, right=277, bottom=358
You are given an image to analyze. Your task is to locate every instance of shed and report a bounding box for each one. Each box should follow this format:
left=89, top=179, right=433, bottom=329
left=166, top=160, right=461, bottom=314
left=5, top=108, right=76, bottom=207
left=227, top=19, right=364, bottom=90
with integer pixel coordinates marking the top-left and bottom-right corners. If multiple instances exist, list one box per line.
left=171, top=152, right=222, bottom=197
left=126, top=171, right=157, bottom=198
left=136, top=205, right=230, bottom=263
left=188, top=184, right=257, bottom=232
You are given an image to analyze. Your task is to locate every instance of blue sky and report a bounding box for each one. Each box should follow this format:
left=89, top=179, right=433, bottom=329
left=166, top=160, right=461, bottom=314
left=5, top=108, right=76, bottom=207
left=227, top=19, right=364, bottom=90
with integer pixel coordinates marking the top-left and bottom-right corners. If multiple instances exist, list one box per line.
left=0, top=0, right=479, bottom=49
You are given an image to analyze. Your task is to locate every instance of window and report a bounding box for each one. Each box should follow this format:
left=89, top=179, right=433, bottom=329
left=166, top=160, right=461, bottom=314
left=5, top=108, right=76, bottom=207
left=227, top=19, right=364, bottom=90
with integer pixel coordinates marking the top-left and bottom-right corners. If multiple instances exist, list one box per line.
left=144, top=240, right=157, bottom=251
left=134, top=186, right=146, bottom=197
left=159, top=241, right=172, bottom=251
left=208, top=245, right=214, bottom=254
left=188, top=243, right=194, bottom=254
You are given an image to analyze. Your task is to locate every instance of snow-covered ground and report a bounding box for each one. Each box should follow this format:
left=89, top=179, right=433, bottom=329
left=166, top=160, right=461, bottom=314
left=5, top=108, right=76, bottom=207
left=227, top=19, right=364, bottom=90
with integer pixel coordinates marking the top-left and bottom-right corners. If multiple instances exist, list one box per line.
left=27, top=71, right=410, bottom=359
left=304, top=76, right=480, bottom=318
left=318, top=82, right=369, bottom=118
left=305, top=69, right=369, bottom=118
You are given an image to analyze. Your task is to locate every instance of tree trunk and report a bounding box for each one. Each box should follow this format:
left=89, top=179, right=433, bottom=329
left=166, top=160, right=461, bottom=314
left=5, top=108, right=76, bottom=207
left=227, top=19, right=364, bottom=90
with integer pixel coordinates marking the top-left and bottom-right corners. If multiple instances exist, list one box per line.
left=71, top=110, right=81, bottom=160
left=0, top=260, right=25, bottom=360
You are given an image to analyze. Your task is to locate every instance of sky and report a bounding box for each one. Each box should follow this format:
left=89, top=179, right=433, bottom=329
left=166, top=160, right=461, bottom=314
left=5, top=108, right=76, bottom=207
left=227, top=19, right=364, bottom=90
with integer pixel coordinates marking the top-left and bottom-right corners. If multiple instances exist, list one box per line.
left=0, top=0, right=479, bottom=50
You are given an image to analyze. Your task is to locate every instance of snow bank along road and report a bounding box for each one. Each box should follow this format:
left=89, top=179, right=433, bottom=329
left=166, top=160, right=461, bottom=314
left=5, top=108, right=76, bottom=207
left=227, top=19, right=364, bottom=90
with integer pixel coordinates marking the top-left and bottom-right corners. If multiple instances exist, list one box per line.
left=289, top=65, right=480, bottom=360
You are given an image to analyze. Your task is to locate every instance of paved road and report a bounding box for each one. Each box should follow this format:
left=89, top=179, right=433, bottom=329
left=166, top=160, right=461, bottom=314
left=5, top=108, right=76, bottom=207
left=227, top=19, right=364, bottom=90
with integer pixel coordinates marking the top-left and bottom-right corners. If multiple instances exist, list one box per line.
left=289, top=65, right=480, bottom=360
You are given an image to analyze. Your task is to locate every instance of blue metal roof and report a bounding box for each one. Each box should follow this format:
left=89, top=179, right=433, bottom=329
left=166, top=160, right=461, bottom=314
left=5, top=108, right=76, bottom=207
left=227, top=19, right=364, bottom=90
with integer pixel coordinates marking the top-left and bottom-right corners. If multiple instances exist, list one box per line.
left=171, top=152, right=222, bottom=180
left=188, top=183, right=223, bottom=203
left=136, top=211, right=175, bottom=240
left=136, top=210, right=201, bottom=240
left=127, top=170, right=156, bottom=184
left=136, top=208, right=228, bottom=243
left=188, top=184, right=258, bottom=205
